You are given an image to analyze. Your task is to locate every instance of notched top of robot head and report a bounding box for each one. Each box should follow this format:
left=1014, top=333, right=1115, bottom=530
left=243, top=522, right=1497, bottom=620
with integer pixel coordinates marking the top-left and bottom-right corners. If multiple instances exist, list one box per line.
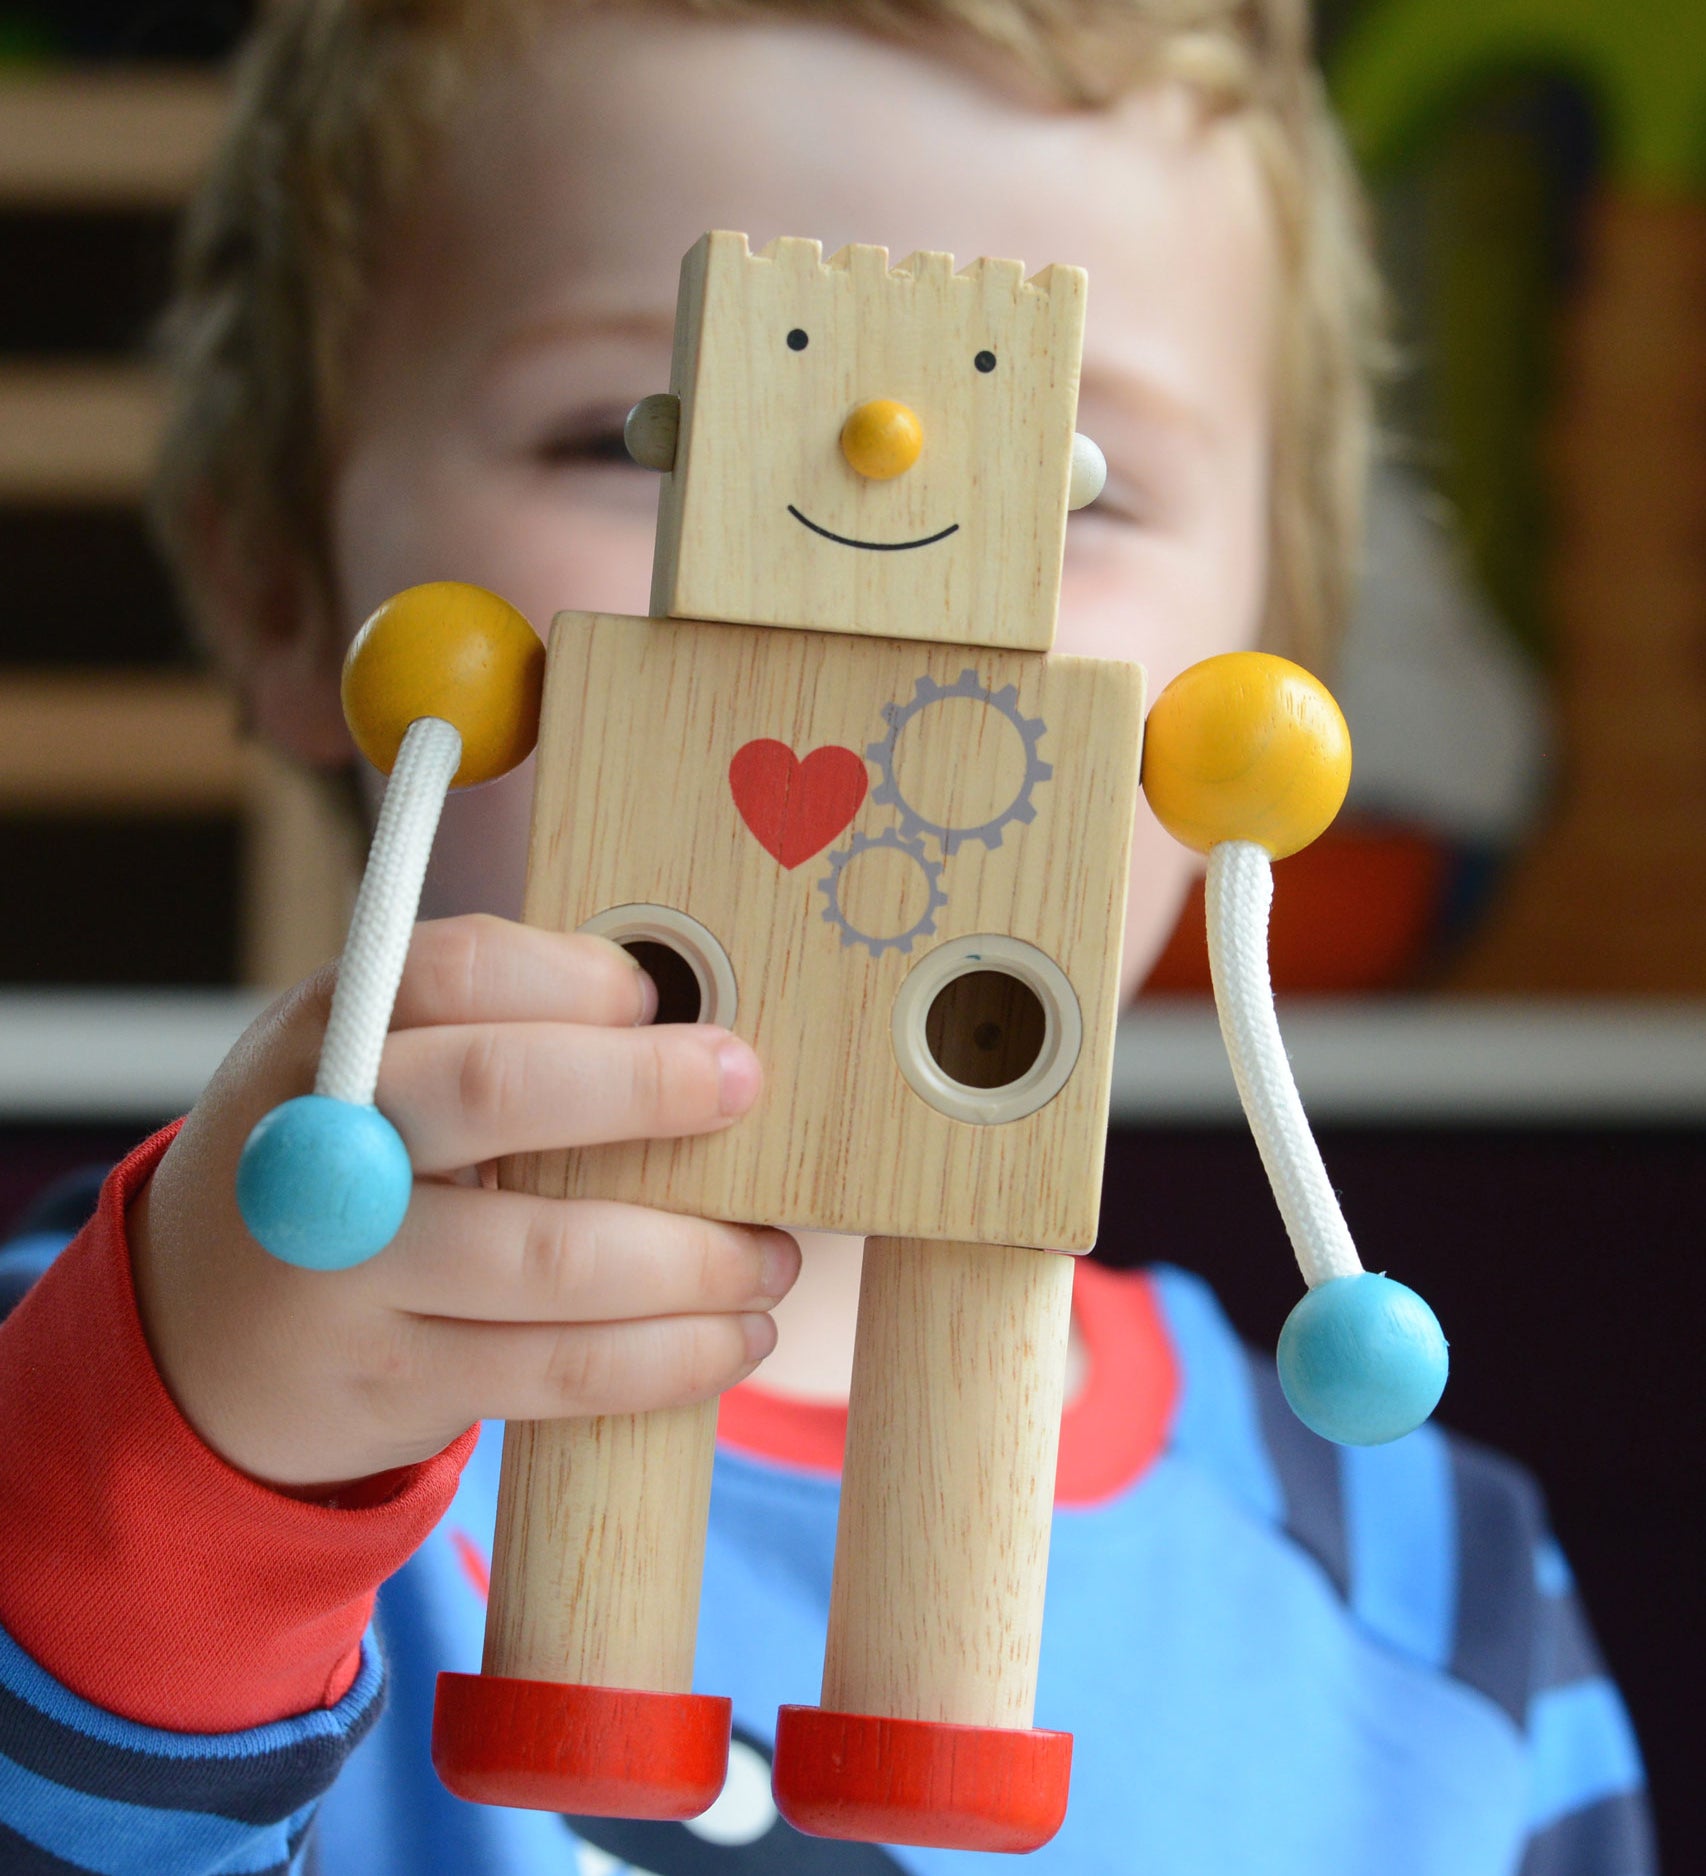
left=644, top=230, right=1102, bottom=652
left=746, top=230, right=1077, bottom=301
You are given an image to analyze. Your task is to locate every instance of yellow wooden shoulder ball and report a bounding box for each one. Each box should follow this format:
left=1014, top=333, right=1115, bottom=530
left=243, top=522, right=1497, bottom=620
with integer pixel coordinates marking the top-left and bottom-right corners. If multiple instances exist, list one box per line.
left=1141, top=652, right=1351, bottom=860
left=341, top=583, right=544, bottom=788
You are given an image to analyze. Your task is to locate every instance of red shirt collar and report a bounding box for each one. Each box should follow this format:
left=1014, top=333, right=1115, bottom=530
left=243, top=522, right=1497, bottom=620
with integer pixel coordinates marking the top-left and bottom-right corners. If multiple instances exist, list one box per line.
left=717, top=1256, right=1178, bottom=1506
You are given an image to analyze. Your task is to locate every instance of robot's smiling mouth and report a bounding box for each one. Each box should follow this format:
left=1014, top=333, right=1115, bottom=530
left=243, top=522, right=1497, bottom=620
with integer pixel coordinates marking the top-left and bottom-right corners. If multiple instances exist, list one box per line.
left=787, top=505, right=960, bottom=552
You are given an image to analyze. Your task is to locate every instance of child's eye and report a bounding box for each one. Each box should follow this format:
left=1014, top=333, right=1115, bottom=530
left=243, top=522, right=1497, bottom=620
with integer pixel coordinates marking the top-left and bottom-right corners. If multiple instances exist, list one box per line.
left=532, top=425, right=635, bottom=467
left=1071, top=482, right=1151, bottom=531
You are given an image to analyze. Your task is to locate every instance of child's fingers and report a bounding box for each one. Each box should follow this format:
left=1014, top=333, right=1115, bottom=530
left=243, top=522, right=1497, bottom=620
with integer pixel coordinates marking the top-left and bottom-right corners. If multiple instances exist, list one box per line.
left=376, top=1021, right=758, bottom=1172
left=371, top=1185, right=799, bottom=1323
left=398, top=1308, right=778, bottom=1426
left=389, top=915, right=654, bottom=1032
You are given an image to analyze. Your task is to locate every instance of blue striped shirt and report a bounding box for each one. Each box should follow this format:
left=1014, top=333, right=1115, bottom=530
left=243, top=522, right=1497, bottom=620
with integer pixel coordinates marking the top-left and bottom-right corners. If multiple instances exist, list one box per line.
left=0, top=1174, right=1655, bottom=1874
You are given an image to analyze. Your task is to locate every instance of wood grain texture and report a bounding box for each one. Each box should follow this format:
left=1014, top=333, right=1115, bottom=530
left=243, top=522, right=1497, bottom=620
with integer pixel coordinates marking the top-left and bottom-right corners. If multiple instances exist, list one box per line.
left=820, top=1238, right=1074, bottom=1728
left=651, top=232, right=1085, bottom=652
left=482, top=1402, right=717, bottom=1692
left=519, top=609, right=1143, bottom=1250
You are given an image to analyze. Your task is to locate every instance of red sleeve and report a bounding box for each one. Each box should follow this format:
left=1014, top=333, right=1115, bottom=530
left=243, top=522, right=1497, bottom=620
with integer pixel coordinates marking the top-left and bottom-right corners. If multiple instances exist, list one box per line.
left=0, top=1124, right=478, bottom=1732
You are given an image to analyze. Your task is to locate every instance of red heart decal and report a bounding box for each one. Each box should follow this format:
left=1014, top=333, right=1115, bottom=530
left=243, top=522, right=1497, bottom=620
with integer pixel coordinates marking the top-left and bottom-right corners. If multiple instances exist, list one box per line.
left=730, top=740, right=869, bottom=869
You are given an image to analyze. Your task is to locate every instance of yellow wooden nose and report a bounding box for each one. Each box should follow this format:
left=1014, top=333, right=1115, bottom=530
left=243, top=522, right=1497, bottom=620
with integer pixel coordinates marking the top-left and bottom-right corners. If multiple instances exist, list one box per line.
left=840, top=399, right=923, bottom=479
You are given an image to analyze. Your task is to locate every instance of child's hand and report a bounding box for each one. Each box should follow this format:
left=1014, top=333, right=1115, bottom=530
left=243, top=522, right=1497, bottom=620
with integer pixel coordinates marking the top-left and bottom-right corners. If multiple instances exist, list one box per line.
left=128, top=915, right=797, bottom=1494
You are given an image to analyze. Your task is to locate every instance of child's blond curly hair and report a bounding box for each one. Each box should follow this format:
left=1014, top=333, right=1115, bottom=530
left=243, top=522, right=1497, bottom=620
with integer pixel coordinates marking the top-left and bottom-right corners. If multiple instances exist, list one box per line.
left=153, top=0, right=1379, bottom=675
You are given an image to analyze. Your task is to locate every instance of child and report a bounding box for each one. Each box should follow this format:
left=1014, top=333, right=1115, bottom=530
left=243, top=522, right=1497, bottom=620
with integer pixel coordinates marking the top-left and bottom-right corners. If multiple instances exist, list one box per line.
left=0, top=1, right=1651, bottom=1871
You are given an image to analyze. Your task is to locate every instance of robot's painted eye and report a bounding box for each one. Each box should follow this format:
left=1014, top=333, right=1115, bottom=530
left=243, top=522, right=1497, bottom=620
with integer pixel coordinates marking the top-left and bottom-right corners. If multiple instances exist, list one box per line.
left=974, top=350, right=997, bottom=373
left=787, top=328, right=809, bottom=351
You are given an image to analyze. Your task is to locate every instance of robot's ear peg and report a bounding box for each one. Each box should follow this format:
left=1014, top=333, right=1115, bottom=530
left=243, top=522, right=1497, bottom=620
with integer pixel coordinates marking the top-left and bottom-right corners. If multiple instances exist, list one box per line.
left=1278, top=1273, right=1450, bottom=1447
left=1141, top=651, right=1351, bottom=859
left=625, top=393, right=681, bottom=472
left=1067, top=433, right=1105, bottom=510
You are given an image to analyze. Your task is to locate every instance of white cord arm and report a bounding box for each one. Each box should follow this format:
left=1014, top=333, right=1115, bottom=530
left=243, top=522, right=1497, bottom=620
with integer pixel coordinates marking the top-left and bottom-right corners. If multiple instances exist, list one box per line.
left=316, top=715, right=462, bottom=1106
left=1204, top=840, right=1363, bottom=1289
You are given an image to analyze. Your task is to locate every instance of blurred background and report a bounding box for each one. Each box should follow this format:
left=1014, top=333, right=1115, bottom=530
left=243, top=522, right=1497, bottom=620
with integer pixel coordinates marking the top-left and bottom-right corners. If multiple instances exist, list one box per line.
left=0, top=0, right=1701, bottom=1860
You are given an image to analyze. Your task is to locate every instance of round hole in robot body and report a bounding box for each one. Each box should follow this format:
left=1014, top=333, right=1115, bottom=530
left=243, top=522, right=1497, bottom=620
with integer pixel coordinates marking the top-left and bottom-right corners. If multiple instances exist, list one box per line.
left=925, top=970, right=1047, bottom=1089
left=892, top=935, right=1082, bottom=1124
left=576, top=904, right=738, bottom=1029
left=620, top=939, right=703, bottom=1025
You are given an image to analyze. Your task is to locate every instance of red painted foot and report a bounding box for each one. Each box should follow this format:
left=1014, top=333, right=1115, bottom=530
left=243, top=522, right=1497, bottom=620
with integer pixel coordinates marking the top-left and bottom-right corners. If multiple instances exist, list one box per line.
left=432, top=1673, right=730, bottom=1818
left=772, top=1706, right=1072, bottom=1852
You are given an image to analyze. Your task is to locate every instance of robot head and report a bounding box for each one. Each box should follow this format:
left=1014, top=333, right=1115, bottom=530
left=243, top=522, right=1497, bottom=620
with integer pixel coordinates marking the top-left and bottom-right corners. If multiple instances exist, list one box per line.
left=648, top=232, right=1088, bottom=651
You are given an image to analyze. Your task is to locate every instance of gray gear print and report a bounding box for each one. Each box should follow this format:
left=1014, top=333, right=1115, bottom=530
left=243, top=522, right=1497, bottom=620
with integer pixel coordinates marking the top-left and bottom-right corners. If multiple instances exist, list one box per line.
left=817, top=829, right=949, bottom=957
left=865, top=669, right=1051, bottom=854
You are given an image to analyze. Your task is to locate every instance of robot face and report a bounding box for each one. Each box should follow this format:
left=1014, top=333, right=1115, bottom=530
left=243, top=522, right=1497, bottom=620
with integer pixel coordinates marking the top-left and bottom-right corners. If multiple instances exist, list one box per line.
left=649, top=232, right=1087, bottom=652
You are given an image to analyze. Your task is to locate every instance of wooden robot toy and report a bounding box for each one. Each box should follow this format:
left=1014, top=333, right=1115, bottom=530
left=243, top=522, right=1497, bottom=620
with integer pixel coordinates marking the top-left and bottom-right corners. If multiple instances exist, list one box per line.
left=236, top=230, right=1450, bottom=1853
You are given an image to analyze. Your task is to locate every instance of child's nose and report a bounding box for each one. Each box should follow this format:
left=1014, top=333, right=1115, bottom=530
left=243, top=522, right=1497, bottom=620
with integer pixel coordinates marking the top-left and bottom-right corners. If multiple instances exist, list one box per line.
left=840, top=399, right=923, bottom=479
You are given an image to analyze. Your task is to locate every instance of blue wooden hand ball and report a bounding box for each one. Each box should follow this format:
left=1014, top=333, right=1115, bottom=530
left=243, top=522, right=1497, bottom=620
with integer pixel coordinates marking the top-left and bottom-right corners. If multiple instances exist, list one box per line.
left=1277, top=1272, right=1448, bottom=1446
left=236, top=1094, right=413, bottom=1270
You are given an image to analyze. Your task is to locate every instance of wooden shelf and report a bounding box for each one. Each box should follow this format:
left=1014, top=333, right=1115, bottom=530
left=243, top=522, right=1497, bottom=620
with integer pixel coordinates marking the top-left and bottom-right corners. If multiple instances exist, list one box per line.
left=0, top=674, right=359, bottom=986
left=0, top=674, right=241, bottom=812
left=1116, top=999, right=1706, bottom=1124
left=0, top=71, right=358, bottom=993
left=0, top=363, right=162, bottom=503
left=0, top=989, right=268, bottom=1119
left=0, top=70, right=229, bottom=209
